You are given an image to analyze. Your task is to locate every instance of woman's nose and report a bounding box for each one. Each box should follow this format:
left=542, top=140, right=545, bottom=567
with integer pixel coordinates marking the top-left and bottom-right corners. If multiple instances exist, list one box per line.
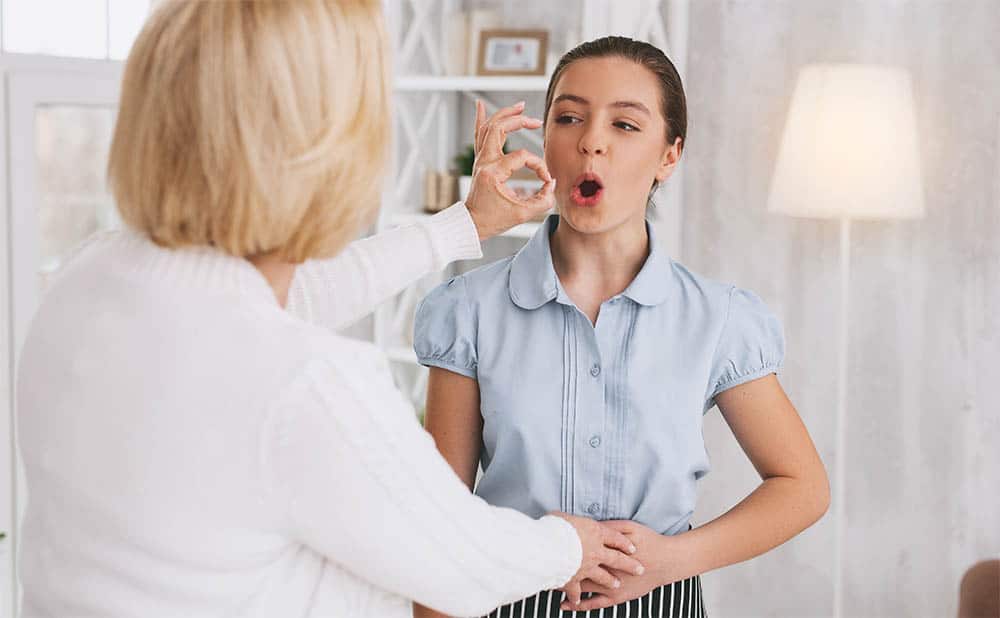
left=578, top=127, right=608, bottom=155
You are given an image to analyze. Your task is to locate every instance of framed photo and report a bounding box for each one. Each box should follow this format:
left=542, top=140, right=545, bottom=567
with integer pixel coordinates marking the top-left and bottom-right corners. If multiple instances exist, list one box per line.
left=476, top=29, right=548, bottom=76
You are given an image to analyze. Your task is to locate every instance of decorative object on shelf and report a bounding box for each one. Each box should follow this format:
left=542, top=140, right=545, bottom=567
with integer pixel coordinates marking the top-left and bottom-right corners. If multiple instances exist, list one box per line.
left=477, top=29, right=549, bottom=76
left=444, top=10, right=469, bottom=75
left=423, top=169, right=439, bottom=212
left=766, top=63, right=924, bottom=618
left=438, top=172, right=458, bottom=210
left=466, top=9, right=501, bottom=76
left=423, top=170, right=459, bottom=213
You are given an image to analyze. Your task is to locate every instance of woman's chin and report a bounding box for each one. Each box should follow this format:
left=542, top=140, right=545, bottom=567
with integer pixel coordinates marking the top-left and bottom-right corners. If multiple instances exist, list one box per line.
left=557, top=204, right=608, bottom=233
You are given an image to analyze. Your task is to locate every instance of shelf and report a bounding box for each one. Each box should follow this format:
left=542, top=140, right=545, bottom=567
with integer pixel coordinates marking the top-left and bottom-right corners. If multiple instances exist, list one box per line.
left=395, top=75, right=550, bottom=92
left=387, top=212, right=541, bottom=240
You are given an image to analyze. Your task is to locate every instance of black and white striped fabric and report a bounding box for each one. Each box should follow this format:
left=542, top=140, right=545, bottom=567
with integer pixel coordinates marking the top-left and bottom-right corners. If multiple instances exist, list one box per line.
left=483, top=575, right=707, bottom=618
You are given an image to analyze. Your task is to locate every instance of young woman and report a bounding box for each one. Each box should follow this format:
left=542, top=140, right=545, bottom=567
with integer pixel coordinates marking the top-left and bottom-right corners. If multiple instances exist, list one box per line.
left=413, top=37, right=830, bottom=617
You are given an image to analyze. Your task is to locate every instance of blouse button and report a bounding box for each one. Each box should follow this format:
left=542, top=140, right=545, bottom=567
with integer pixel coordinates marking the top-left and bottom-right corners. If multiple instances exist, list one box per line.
left=590, top=364, right=601, bottom=377
left=589, top=435, right=602, bottom=448
left=587, top=503, right=601, bottom=515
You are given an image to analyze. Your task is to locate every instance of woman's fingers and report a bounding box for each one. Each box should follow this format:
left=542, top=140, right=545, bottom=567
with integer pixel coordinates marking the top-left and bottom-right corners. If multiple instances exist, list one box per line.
left=601, top=525, right=639, bottom=555
left=602, top=547, right=644, bottom=576
left=478, top=115, right=542, bottom=163
left=564, top=593, right=616, bottom=612
left=562, top=579, right=582, bottom=607
left=476, top=150, right=553, bottom=218
left=601, top=519, right=639, bottom=535
left=586, top=566, right=621, bottom=591
left=474, top=101, right=526, bottom=155
left=475, top=99, right=486, bottom=146
left=497, top=149, right=551, bottom=182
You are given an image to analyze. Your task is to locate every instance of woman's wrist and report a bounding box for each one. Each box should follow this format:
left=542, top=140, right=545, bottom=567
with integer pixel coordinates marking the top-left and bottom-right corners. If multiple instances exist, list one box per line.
left=425, top=201, right=483, bottom=263
left=650, top=527, right=708, bottom=585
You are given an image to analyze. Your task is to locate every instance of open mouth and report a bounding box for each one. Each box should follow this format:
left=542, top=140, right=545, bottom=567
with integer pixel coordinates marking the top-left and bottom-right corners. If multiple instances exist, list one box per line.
left=579, top=180, right=601, bottom=197
left=570, top=172, right=604, bottom=206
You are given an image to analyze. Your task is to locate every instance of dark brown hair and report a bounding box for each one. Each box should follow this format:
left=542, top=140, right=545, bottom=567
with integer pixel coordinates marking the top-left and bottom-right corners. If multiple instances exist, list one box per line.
left=543, top=36, right=687, bottom=198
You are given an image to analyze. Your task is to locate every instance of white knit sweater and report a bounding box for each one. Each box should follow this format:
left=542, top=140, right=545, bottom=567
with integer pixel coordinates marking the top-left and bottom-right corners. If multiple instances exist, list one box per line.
left=16, top=204, right=581, bottom=618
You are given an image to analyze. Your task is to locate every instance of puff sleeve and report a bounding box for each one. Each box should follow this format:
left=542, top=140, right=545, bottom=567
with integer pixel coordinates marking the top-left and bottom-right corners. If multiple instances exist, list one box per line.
left=413, top=275, right=479, bottom=379
left=705, top=286, right=785, bottom=411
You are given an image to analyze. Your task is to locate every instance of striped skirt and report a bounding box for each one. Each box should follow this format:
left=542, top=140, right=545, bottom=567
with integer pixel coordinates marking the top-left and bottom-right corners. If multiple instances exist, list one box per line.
left=484, top=574, right=707, bottom=618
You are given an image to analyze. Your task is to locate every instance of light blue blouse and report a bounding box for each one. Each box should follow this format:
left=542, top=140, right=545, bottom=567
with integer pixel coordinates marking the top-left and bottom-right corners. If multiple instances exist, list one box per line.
left=413, top=215, right=784, bottom=535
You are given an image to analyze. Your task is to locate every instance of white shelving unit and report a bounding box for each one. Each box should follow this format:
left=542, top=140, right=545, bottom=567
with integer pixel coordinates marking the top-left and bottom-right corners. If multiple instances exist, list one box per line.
left=376, top=0, right=689, bottom=407
left=395, top=75, right=549, bottom=92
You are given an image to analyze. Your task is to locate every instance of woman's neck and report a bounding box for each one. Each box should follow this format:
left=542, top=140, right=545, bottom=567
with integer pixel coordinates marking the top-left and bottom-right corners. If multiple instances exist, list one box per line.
left=550, top=211, right=650, bottom=306
left=247, top=253, right=297, bottom=308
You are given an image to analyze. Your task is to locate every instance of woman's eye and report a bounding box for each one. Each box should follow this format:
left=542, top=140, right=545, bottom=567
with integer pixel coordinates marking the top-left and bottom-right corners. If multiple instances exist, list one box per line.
left=615, top=121, right=639, bottom=132
left=555, top=115, right=579, bottom=125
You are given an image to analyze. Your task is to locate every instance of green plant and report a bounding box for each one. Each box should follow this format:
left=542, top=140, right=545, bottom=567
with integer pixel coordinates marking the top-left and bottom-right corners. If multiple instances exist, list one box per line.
left=453, top=144, right=476, bottom=176
left=453, top=142, right=511, bottom=176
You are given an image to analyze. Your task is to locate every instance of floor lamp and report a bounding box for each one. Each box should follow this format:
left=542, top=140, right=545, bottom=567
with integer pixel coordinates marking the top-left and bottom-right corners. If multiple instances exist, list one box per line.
left=766, top=64, right=925, bottom=618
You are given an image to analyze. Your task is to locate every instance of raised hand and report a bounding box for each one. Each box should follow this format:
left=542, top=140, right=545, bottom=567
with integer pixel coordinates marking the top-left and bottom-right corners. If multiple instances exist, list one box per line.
left=464, top=100, right=555, bottom=240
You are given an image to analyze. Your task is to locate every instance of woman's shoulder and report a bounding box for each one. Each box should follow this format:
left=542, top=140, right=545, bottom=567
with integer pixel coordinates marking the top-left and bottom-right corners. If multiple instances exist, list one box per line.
left=453, top=254, right=517, bottom=296
left=663, top=259, right=780, bottom=331
left=665, top=258, right=737, bottom=306
left=419, top=254, right=516, bottom=312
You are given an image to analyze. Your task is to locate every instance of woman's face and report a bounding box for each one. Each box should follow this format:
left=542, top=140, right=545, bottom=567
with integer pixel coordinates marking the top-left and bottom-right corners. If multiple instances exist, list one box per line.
left=544, top=56, right=680, bottom=235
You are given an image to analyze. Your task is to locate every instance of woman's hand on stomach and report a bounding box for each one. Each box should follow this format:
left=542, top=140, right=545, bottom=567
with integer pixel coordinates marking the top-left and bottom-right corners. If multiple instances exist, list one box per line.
left=550, top=513, right=645, bottom=608
left=465, top=100, right=556, bottom=241
left=562, top=519, right=685, bottom=612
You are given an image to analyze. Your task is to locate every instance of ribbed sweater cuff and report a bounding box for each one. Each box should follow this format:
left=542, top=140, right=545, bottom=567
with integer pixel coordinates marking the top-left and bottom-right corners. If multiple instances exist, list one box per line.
left=424, top=202, right=483, bottom=266
left=537, top=515, right=583, bottom=589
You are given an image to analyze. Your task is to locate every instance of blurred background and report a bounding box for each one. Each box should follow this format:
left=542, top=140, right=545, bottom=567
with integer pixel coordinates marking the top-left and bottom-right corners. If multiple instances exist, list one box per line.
left=0, top=1, right=996, bottom=617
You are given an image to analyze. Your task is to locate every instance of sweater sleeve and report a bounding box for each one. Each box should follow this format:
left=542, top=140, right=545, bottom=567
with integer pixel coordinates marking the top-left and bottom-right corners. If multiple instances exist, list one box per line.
left=262, top=344, right=581, bottom=617
left=285, top=203, right=483, bottom=332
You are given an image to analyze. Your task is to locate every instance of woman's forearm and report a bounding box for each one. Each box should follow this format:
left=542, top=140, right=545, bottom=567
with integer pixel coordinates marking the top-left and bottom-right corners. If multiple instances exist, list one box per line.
left=286, top=203, right=481, bottom=331
left=670, top=474, right=830, bottom=581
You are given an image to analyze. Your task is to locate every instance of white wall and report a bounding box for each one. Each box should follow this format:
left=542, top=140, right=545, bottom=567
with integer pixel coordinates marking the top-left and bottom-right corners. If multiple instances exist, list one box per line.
left=685, top=2, right=1000, bottom=617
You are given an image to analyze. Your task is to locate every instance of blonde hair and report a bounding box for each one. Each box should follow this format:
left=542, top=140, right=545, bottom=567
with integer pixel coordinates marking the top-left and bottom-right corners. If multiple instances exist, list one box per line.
left=108, top=0, right=391, bottom=262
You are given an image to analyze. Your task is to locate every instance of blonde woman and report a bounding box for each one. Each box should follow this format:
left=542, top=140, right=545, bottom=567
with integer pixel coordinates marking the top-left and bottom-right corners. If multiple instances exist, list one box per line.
left=15, top=2, right=643, bottom=617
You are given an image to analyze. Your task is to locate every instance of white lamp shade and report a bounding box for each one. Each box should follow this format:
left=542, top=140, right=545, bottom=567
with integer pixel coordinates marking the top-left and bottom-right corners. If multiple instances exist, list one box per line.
left=767, top=64, right=925, bottom=220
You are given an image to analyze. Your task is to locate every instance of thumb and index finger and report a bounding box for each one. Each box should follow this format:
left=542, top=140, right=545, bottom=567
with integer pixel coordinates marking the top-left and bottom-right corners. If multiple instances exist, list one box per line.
left=493, top=148, right=556, bottom=218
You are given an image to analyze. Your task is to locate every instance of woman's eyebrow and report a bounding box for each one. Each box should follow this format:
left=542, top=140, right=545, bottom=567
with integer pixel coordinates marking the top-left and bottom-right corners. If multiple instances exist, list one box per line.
left=611, top=100, right=651, bottom=116
left=553, top=93, right=650, bottom=116
left=553, top=93, right=588, bottom=106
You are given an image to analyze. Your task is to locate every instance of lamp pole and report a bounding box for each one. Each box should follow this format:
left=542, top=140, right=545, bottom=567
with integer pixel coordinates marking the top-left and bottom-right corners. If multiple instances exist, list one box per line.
left=832, top=216, right=851, bottom=618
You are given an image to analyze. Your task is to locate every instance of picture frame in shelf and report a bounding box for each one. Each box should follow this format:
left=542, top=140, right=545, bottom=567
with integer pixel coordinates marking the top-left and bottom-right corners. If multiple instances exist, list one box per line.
left=476, top=29, right=548, bottom=76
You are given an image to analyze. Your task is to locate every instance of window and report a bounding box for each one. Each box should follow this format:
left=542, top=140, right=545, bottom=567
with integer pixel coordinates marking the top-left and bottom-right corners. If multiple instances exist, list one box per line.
left=2, top=0, right=152, bottom=60
left=35, top=105, right=119, bottom=284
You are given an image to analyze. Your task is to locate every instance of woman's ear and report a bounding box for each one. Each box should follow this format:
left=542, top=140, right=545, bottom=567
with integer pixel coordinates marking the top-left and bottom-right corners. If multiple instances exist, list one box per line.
left=654, top=136, right=683, bottom=182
